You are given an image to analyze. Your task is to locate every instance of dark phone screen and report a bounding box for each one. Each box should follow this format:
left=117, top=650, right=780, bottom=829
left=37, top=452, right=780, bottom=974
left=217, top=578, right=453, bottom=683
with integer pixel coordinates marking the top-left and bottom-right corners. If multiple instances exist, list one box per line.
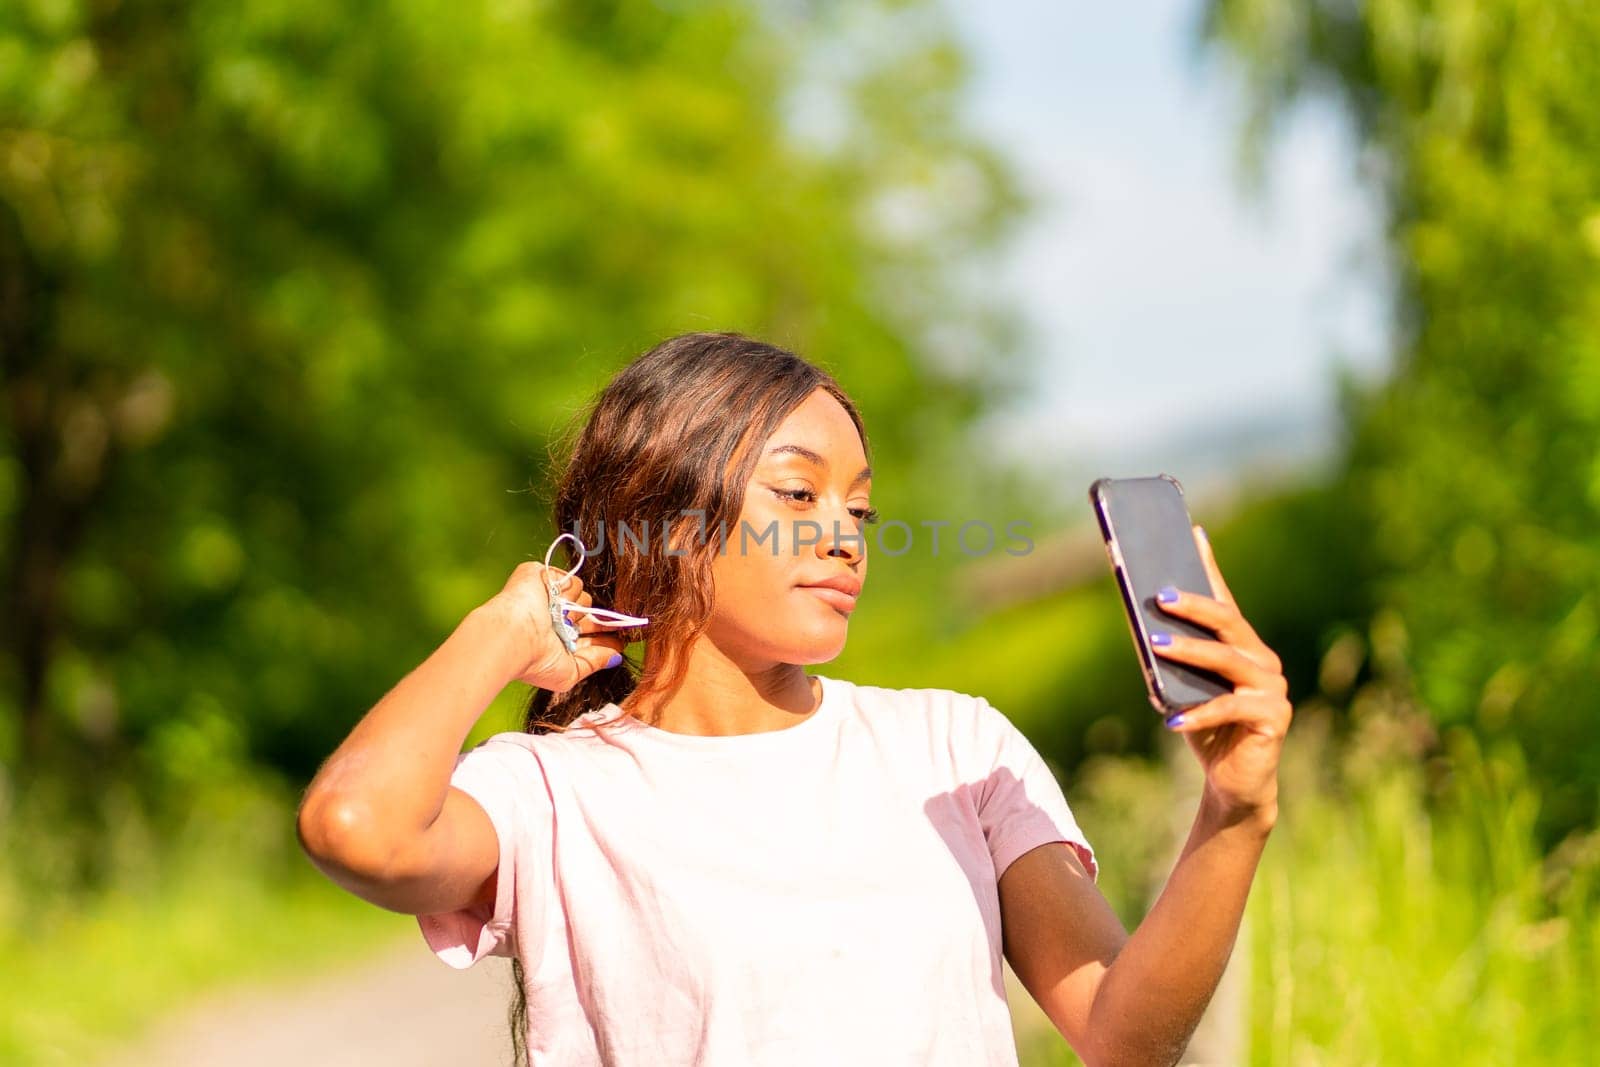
left=1090, top=476, right=1232, bottom=712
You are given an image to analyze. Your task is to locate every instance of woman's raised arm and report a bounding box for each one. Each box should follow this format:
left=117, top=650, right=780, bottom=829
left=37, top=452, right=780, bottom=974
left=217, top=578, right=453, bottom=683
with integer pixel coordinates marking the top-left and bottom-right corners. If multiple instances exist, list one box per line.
left=295, top=562, right=626, bottom=916
left=1000, top=527, right=1291, bottom=1067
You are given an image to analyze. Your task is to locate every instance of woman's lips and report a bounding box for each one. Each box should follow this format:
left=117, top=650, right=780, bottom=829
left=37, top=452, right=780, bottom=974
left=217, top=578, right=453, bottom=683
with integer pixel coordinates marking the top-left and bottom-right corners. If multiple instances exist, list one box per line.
left=798, top=585, right=857, bottom=613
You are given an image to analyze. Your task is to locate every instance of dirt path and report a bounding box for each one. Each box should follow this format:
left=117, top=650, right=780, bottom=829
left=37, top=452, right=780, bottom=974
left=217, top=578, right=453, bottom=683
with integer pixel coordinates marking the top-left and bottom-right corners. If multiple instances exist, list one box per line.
left=100, top=939, right=514, bottom=1067
left=100, top=938, right=1059, bottom=1066
left=93, top=814, right=1245, bottom=1067
left=98, top=914, right=1232, bottom=1066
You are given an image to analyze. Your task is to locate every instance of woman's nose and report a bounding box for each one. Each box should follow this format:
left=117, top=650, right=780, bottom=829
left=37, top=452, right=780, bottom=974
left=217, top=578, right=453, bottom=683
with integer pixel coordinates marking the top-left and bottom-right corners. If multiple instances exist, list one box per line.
left=817, top=512, right=866, bottom=562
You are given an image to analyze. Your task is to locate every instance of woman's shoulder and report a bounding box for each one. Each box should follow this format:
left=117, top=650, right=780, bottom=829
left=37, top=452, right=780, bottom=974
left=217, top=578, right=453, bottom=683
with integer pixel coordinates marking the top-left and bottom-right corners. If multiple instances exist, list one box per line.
left=826, top=675, right=1008, bottom=734
left=456, top=717, right=613, bottom=762
left=829, top=677, right=1042, bottom=786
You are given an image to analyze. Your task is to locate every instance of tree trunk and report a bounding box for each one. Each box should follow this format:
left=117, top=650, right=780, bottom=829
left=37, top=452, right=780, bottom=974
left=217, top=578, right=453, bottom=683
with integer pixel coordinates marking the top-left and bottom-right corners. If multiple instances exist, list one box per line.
left=0, top=205, right=110, bottom=770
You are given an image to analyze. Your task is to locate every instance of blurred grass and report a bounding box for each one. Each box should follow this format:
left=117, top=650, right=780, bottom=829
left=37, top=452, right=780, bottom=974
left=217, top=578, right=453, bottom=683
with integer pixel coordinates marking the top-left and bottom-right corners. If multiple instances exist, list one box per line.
left=0, top=773, right=405, bottom=1065
left=1013, top=691, right=1598, bottom=1066
left=1245, top=695, right=1599, bottom=1065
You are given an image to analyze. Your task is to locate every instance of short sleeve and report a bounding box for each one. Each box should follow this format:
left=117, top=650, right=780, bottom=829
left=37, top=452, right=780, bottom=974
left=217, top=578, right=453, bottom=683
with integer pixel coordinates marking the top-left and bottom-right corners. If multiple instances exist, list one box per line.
left=967, top=697, right=1098, bottom=882
left=416, top=735, right=551, bottom=970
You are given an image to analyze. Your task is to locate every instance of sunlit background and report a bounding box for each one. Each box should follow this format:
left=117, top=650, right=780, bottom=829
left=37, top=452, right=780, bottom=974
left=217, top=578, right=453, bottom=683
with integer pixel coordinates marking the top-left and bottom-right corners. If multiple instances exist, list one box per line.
left=2, top=0, right=1596, bottom=1063
left=958, top=1, right=1392, bottom=491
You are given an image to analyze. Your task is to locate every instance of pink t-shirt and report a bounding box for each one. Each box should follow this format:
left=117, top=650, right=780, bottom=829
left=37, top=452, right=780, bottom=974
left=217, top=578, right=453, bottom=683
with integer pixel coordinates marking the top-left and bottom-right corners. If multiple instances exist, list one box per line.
left=418, top=673, right=1096, bottom=1065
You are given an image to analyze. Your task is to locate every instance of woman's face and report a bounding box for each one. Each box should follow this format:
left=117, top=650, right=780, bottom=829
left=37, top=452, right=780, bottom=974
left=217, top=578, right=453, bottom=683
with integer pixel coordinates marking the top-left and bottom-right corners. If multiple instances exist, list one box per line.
left=705, top=388, right=873, bottom=667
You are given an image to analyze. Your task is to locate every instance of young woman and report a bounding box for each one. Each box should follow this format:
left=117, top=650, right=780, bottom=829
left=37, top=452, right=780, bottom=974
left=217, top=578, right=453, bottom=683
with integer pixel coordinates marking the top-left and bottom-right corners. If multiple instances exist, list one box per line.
left=297, top=332, right=1292, bottom=1066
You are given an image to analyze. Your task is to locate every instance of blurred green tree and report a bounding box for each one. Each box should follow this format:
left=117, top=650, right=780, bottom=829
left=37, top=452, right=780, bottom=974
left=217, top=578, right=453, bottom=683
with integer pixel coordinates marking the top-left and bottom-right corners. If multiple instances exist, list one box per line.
left=0, top=0, right=1028, bottom=841
left=1205, top=0, right=1600, bottom=838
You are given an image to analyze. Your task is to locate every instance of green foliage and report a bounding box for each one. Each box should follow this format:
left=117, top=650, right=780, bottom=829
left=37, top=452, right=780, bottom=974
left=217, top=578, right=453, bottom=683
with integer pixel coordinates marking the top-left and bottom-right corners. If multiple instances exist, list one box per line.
left=1205, top=0, right=1600, bottom=839
left=0, top=765, right=401, bottom=1064
left=0, top=0, right=1028, bottom=833
left=1246, top=694, right=1598, bottom=1064
left=1008, top=671, right=1600, bottom=1067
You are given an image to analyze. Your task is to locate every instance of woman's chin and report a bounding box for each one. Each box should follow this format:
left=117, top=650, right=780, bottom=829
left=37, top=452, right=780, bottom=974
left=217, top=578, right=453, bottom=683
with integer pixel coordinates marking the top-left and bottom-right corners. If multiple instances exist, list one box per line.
left=789, top=629, right=850, bottom=665
left=751, top=624, right=848, bottom=666
left=713, top=614, right=850, bottom=667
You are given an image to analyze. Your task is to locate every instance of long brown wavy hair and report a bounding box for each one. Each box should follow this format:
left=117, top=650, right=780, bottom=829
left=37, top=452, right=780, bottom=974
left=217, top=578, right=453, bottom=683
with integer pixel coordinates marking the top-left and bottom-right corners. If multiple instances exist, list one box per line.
left=507, top=331, right=868, bottom=1065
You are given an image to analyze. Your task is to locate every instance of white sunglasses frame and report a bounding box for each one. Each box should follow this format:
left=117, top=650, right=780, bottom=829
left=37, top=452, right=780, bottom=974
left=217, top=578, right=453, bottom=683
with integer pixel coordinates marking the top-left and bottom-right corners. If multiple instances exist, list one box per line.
left=543, top=532, right=651, bottom=654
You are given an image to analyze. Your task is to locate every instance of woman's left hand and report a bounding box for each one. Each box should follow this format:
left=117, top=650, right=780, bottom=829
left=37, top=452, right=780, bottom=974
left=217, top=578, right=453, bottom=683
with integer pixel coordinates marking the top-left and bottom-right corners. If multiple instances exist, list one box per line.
left=1149, top=526, right=1293, bottom=825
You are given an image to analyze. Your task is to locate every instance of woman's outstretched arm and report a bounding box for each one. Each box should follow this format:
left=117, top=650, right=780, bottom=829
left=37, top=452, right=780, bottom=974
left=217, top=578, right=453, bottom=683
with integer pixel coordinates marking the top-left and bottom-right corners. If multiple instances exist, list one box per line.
left=999, top=526, right=1291, bottom=1067
left=296, top=562, right=625, bottom=916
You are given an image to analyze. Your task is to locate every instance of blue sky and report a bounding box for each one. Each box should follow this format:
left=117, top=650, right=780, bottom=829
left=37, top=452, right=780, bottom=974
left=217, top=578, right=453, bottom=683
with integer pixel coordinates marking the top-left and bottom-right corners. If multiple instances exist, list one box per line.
left=947, top=1, right=1394, bottom=498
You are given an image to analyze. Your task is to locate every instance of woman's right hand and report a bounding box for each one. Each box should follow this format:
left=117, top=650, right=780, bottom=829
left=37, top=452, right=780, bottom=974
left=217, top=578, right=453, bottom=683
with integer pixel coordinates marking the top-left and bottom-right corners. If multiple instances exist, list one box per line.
left=481, top=562, right=629, bottom=692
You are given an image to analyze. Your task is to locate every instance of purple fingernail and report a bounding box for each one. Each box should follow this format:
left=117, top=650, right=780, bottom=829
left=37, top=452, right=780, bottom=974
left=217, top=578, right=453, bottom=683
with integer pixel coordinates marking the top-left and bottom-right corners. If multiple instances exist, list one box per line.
left=605, top=652, right=623, bottom=669
left=1150, top=631, right=1173, bottom=647
left=1166, top=713, right=1187, bottom=729
left=1157, top=586, right=1179, bottom=604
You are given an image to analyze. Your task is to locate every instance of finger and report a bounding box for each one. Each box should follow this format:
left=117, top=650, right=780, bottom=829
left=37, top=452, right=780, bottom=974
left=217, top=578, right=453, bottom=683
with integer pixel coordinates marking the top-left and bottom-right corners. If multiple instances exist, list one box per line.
left=564, top=601, right=648, bottom=635
left=1150, top=631, right=1282, bottom=693
left=565, top=598, right=611, bottom=636
left=530, top=635, right=627, bottom=690
left=547, top=566, right=585, bottom=601
left=548, top=589, right=592, bottom=633
left=1165, top=689, right=1293, bottom=740
left=1153, top=586, right=1250, bottom=642
left=1192, top=525, right=1236, bottom=607
left=570, top=636, right=628, bottom=682
left=1153, top=586, right=1279, bottom=673
left=572, top=612, right=640, bottom=634
left=508, top=560, right=568, bottom=599
left=539, top=561, right=583, bottom=600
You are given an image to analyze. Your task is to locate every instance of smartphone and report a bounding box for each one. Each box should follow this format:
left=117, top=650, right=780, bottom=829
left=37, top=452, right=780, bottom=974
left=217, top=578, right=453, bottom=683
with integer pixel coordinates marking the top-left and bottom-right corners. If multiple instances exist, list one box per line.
left=1088, top=475, right=1231, bottom=714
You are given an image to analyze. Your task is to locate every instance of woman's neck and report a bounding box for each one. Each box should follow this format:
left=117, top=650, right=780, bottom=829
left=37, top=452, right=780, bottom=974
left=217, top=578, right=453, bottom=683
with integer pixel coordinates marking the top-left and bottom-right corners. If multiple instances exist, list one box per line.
left=622, top=643, right=820, bottom=736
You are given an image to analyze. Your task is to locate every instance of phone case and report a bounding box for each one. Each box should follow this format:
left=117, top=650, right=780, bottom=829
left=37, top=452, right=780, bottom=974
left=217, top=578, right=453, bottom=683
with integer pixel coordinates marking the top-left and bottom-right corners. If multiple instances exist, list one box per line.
left=1088, top=475, right=1232, bottom=714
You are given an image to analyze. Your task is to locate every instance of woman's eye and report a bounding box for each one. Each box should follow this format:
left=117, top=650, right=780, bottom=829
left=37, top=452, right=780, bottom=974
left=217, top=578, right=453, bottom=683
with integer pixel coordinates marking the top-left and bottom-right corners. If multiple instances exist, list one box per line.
left=774, top=488, right=877, bottom=524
